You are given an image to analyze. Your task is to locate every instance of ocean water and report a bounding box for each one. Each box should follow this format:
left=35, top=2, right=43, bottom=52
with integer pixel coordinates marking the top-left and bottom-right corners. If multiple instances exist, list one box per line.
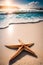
left=0, top=12, right=43, bottom=28
left=0, top=12, right=43, bottom=21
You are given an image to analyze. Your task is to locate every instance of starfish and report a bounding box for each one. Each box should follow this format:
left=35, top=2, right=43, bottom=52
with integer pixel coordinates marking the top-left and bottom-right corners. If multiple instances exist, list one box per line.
left=5, top=39, right=37, bottom=61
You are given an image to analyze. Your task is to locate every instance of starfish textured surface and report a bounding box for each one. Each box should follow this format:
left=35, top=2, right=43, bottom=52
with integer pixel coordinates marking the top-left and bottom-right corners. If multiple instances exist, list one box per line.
left=5, top=39, right=37, bottom=61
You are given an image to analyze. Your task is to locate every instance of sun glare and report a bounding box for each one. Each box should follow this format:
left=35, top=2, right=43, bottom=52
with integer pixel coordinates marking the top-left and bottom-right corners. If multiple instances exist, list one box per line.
left=4, top=0, right=12, bottom=6
left=0, top=0, right=20, bottom=13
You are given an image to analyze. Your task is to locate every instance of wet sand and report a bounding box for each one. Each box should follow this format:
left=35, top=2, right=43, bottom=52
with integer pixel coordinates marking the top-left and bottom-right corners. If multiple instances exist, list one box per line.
left=0, top=22, right=43, bottom=65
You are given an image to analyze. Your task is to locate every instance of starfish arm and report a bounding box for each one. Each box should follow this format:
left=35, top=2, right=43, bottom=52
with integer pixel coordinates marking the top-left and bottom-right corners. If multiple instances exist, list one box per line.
left=24, top=46, right=37, bottom=57
left=18, top=39, right=24, bottom=44
left=10, top=46, right=23, bottom=61
left=26, top=43, right=34, bottom=47
left=5, top=45, right=22, bottom=49
left=18, top=39, right=34, bottom=47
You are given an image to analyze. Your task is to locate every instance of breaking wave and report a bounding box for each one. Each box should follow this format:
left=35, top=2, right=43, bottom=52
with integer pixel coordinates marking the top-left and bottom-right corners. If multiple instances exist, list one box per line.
left=0, top=12, right=43, bottom=29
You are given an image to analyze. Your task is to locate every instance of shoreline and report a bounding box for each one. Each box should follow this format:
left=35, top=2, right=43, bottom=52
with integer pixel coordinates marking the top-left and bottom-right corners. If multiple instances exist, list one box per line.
left=0, top=21, right=43, bottom=29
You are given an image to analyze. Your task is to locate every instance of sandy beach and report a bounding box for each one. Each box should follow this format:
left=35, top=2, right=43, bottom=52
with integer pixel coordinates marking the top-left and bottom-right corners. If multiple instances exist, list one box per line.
left=0, top=22, right=43, bottom=65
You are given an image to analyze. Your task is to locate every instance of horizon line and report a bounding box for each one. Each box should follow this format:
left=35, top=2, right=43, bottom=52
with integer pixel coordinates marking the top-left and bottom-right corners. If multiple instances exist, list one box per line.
left=0, top=5, right=20, bottom=9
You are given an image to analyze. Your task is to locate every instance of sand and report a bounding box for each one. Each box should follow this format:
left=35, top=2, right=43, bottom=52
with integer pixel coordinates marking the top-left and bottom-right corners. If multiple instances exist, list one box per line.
left=0, top=22, right=43, bottom=65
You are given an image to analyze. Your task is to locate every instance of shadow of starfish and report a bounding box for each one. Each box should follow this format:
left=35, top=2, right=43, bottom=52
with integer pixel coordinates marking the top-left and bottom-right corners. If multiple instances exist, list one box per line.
left=9, top=50, right=38, bottom=65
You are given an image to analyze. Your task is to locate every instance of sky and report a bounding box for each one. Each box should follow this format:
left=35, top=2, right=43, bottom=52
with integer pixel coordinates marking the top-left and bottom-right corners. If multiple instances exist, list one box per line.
left=0, top=0, right=43, bottom=9
left=13, top=0, right=43, bottom=8
left=0, top=0, right=43, bottom=5
left=14, top=0, right=43, bottom=6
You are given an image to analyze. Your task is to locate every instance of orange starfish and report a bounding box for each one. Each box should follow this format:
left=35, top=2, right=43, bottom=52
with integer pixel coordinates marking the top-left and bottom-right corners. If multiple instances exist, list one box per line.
left=5, top=39, right=37, bottom=61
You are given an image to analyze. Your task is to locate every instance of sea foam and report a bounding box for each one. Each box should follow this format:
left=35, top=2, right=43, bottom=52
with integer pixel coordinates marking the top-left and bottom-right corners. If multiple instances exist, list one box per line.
left=0, top=13, right=43, bottom=28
